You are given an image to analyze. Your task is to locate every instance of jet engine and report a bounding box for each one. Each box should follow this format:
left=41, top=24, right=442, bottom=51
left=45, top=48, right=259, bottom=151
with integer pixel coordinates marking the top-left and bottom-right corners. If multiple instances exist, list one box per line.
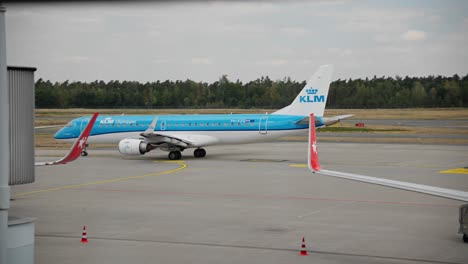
left=118, top=139, right=151, bottom=155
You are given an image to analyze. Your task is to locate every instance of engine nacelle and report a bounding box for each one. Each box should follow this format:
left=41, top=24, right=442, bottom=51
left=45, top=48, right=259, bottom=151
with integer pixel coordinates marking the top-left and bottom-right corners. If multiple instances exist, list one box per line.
left=118, top=139, right=150, bottom=155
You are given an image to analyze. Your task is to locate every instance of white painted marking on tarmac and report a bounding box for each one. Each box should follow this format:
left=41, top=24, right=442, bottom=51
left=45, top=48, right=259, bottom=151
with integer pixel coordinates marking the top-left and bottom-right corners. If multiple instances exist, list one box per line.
left=297, top=201, right=355, bottom=218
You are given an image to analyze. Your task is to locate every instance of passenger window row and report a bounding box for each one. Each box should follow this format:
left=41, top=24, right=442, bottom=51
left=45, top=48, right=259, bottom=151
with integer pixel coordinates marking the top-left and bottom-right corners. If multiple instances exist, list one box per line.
left=98, top=121, right=257, bottom=128
left=168, top=122, right=255, bottom=127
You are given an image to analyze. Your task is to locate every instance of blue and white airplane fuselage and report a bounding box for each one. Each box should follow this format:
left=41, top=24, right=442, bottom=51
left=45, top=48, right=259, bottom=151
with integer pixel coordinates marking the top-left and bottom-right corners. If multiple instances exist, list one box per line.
left=54, top=65, right=352, bottom=160
left=55, top=114, right=320, bottom=145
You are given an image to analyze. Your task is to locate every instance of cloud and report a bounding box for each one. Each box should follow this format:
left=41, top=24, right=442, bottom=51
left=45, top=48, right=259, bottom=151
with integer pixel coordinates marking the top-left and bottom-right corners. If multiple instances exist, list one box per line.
left=334, top=8, right=426, bottom=34
left=401, top=30, right=427, bottom=41
left=255, top=59, right=289, bottom=67
left=270, top=59, right=288, bottom=66
left=221, top=23, right=268, bottom=34
left=70, top=17, right=103, bottom=24
left=5, top=1, right=467, bottom=83
left=152, top=59, right=170, bottom=65
left=280, top=26, right=309, bottom=36
left=336, top=48, right=353, bottom=57
left=58, top=56, right=94, bottom=64
left=146, top=30, right=162, bottom=38
left=373, top=34, right=394, bottom=43
left=208, top=1, right=280, bottom=17
left=191, top=57, right=214, bottom=65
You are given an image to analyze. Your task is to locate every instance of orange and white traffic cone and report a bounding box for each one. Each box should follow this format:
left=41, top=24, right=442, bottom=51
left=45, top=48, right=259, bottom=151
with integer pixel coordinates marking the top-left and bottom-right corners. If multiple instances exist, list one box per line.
left=81, top=225, right=88, bottom=243
left=299, top=236, right=308, bottom=256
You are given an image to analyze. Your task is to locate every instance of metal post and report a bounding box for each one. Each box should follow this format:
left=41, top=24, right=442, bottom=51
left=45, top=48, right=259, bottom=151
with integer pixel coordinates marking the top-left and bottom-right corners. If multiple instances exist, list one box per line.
left=0, top=4, right=10, bottom=264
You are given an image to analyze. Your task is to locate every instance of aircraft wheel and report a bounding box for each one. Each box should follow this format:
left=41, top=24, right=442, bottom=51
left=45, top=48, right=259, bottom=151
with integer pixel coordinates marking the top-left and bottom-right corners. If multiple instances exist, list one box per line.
left=199, top=148, right=206, bottom=157
left=81, top=151, right=88, bottom=157
left=194, top=148, right=206, bottom=158
left=463, top=234, right=468, bottom=243
left=169, top=151, right=181, bottom=160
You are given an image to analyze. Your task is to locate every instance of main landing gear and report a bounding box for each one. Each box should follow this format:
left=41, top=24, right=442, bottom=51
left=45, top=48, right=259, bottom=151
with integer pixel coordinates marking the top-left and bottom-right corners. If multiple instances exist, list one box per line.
left=193, top=148, right=206, bottom=158
left=168, top=151, right=182, bottom=160
left=167, top=148, right=206, bottom=160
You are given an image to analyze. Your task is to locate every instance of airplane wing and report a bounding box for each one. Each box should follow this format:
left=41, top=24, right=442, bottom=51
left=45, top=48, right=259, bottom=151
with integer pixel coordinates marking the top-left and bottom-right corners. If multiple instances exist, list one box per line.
left=35, top=125, right=65, bottom=129
left=35, top=112, right=98, bottom=166
left=307, top=113, right=468, bottom=202
left=139, top=117, right=219, bottom=148
left=145, top=133, right=219, bottom=148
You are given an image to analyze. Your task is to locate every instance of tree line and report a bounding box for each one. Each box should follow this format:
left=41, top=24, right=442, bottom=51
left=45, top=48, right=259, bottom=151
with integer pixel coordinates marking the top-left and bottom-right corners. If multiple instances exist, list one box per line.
left=35, top=74, right=468, bottom=109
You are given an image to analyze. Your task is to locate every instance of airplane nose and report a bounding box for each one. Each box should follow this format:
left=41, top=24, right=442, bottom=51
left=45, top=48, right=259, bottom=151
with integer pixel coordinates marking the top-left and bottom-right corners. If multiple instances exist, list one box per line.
left=53, top=128, right=64, bottom=139
left=54, top=127, right=76, bottom=139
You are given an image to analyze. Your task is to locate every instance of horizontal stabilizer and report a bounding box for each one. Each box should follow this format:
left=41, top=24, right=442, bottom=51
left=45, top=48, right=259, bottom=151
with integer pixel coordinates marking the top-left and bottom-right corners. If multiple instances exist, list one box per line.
left=332, top=114, right=354, bottom=120
left=296, top=116, right=309, bottom=125
left=321, top=114, right=353, bottom=126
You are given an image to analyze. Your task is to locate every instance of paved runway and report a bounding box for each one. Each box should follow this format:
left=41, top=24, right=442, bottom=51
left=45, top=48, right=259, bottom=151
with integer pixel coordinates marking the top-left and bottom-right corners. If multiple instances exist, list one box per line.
left=343, top=119, right=468, bottom=130
left=11, top=142, right=468, bottom=264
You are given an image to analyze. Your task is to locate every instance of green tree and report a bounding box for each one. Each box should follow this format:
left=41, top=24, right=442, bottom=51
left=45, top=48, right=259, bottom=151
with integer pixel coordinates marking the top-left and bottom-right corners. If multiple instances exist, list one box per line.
left=411, top=81, right=427, bottom=107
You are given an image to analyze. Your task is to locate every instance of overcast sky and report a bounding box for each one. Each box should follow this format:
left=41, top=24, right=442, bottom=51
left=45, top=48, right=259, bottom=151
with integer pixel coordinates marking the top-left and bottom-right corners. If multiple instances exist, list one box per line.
left=5, top=0, right=468, bottom=83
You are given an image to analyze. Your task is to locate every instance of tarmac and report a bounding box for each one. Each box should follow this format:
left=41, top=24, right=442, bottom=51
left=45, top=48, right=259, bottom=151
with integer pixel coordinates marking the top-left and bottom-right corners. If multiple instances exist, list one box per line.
left=343, top=119, right=468, bottom=130
left=10, top=142, right=468, bottom=264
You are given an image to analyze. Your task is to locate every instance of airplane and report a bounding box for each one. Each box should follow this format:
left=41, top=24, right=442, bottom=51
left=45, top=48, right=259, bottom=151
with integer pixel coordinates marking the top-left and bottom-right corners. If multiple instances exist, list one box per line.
left=35, top=112, right=98, bottom=166
left=53, top=65, right=353, bottom=160
left=306, top=113, right=468, bottom=243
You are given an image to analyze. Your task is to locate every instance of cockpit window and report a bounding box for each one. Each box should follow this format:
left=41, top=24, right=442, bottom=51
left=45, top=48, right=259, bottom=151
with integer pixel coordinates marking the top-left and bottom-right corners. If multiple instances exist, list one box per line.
left=66, top=121, right=73, bottom=127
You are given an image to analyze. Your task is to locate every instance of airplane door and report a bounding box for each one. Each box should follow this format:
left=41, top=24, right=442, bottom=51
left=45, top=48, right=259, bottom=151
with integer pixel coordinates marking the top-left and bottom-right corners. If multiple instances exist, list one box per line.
left=161, top=121, right=166, bottom=131
left=259, top=116, right=268, bottom=135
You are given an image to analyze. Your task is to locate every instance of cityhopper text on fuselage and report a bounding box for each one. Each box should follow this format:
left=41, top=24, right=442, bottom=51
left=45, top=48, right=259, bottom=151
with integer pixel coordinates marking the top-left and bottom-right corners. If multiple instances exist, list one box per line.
left=54, top=65, right=353, bottom=160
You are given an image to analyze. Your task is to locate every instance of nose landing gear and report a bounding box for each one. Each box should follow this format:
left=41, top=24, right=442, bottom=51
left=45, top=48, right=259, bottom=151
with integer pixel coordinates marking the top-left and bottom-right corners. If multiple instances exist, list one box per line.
left=81, top=144, right=89, bottom=156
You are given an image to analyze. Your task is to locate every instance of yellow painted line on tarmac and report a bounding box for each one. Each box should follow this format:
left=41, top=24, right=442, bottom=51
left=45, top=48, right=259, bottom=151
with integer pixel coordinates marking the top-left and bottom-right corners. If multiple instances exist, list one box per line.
left=289, top=164, right=307, bottom=168
left=439, top=168, right=468, bottom=174
left=14, top=160, right=187, bottom=197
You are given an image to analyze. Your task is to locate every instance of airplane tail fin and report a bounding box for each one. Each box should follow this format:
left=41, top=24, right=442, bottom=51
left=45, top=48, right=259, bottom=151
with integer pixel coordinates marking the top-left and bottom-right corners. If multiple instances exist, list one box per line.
left=274, top=65, right=333, bottom=117
left=308, top=113, right=321, bottom=171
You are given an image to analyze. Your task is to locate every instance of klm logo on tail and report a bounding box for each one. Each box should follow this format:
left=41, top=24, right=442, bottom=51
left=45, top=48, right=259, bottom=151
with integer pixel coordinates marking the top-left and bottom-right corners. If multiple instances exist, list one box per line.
left=299, top=88, right=325, bottom=103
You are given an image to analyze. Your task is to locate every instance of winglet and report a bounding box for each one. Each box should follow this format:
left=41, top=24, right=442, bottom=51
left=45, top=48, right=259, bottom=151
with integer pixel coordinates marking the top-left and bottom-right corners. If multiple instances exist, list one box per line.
left=308, top=113, right=321, bottom=171
left=141, top=116, right=158, bottom=137
left=35, top=112, right=98, bottom=166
